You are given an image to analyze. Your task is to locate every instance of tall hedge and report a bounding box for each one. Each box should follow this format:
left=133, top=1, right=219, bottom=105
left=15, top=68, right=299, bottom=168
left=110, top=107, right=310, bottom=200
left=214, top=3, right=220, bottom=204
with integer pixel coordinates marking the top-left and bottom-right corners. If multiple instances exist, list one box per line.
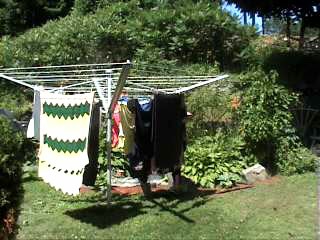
left=0, top=117, right=25, bottom=239
left=237, top=68, right=316, bottom=174
left=0, top=0, right=256, bottom=71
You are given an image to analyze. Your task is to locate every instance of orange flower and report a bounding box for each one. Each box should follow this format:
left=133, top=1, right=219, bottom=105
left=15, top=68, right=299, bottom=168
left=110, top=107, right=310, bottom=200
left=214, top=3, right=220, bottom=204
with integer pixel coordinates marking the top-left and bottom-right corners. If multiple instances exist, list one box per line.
left=231, top=96, right=240, bottom=110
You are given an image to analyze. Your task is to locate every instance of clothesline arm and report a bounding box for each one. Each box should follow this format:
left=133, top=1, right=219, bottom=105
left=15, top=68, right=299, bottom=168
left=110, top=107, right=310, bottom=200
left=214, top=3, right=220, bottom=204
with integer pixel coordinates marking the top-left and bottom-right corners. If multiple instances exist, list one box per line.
left=0, top=73, right=36, bottom=90
left=171, top=74, right=229, bottom=94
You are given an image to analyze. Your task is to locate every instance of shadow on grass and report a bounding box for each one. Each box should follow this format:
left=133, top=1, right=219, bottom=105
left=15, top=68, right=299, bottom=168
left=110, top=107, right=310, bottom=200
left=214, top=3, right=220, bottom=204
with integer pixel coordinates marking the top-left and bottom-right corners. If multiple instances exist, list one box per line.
left=65, top=200, right=149, bottom=229
left=65, top=189, right=214, bottom=228
left=147, top=190, right=214, bottom=223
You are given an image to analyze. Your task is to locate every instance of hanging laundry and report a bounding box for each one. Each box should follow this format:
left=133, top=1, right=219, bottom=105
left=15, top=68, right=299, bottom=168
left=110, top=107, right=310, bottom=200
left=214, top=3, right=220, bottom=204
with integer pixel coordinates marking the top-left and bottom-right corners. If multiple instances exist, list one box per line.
left=112, top=103, right=121, bottom=148
left=27, top=89, right=41, bottom=140
left=38, top=91, right=94, bottom=195
left=26, top=118, right=34, bottom=138
left=116, top=91, right=129, bottom=150
left=117, top=123, right=125, bottom=149
left=138, top=97, right=152, bottom=111
left=82, top=101, right=101, bottom=188
left=119, top=104, right=135, bottom=155
left=119, top=95, right=129, bottom=104
left=152, top=94, right=186, bottom=170
left=127, top=98, right=153, bottom=183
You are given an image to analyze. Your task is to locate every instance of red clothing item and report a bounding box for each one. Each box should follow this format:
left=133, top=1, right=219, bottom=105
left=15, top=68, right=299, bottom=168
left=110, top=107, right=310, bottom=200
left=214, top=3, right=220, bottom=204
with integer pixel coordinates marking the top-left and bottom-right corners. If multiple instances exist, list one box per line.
left=112, top=104, right=121, bottom=148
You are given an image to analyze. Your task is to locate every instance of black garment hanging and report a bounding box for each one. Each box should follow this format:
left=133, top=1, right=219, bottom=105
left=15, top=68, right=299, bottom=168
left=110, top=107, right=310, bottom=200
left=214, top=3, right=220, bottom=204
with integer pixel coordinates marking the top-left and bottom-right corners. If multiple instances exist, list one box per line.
left=127, top=99, right=153, bottom=182
left=152, top=94, right=186, bottom=170
left=82, top=102, right=100, bottom=187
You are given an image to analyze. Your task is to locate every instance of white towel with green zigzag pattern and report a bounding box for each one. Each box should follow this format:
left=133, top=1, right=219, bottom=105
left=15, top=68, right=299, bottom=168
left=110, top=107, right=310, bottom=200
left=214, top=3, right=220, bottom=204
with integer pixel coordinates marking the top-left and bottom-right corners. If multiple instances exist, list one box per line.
left=38, top=91, right=94, bottom=195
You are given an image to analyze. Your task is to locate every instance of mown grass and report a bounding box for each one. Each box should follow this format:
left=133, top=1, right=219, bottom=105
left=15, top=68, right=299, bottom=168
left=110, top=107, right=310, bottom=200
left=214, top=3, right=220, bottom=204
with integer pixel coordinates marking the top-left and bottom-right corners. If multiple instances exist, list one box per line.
left=18, top=173, right=317, bottom=240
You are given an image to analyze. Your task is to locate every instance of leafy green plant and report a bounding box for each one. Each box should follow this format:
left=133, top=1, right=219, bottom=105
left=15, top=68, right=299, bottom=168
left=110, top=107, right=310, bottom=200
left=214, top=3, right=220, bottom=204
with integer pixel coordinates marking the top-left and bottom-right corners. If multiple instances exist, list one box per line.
left=276, top=139, right=316, bottom=175
left=0, top=117, right=27, bottom=239
left=182, top=131, right=247, bottom=188
left=73, top=0, right=100, bottom=15
left=238, top=69, right=299, bottom=144
left=237, top=35, right=287, bottom=70
left=186, top=86, right=234, bottom=138
left=95, top=126, right=130, bottom=189
left=0, top=81, right=32, bottom=120
left=236, top=68, right=311, bottom=173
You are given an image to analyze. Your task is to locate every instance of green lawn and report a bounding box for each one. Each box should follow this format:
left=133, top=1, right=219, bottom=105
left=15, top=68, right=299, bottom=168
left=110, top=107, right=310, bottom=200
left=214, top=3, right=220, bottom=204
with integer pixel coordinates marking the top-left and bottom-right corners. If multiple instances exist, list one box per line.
left=18, top=173, right=317, bottom=240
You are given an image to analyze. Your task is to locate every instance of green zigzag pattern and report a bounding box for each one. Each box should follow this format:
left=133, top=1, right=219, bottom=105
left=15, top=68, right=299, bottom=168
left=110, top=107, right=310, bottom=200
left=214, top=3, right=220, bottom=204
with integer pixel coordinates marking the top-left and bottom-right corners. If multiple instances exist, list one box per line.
left=44, top=134, right=87, bottom=153
left=43, top=101, right=90, bottom=120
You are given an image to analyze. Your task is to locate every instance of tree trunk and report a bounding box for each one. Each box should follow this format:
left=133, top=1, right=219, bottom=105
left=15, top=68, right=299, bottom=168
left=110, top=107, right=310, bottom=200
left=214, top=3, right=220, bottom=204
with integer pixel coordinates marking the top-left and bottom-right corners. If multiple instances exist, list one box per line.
left=243, top=11, right=247, bottom=25
left=262, top=16, right=265, bottom=34
left=299, top=18, right=306, bottom=49
left=286, top=16, right=291, bottom=48
left=251, top=12, right=255, bottom=26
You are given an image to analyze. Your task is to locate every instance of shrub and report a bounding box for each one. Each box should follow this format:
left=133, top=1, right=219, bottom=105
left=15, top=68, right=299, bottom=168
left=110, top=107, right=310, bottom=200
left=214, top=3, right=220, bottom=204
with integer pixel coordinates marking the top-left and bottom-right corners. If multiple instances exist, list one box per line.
left=0, top=117, right=26, bottom=239
left=263, top=51, right=320, bottom=90
left=0, top=2, right=137, bottom=67
left=131, top=1, right=257, bottom=70
left=237, top=35, right=288, bottom=70
left=182, top=131, right=249, bottom=188
left=73, top=0, right=101, bottom=15
left=0, top=80, right=32, bottom=120
left=236, top=68, right=315, bottom=174
left=0, top=0, right=256, bottom=71
left=238, top=37, right=320, bottom=91
left=276, top=140, right=316, bottom=175
left=238, top=69, right=299, bottom=144
left=186, top=83, right=234, bottom=138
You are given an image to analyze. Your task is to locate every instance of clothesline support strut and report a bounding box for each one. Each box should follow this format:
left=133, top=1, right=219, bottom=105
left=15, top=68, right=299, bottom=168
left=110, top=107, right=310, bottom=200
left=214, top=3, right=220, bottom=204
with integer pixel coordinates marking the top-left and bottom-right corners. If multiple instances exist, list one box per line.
left=106, top=71, right=112, bottom=206
left=106, top=61, right=132, bottom=205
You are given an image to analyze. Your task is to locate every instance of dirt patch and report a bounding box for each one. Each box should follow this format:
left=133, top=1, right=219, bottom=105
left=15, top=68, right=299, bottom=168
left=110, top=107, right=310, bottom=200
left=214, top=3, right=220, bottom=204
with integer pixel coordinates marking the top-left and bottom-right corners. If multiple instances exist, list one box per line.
left=111, top=183, right=254, bottom=197
left=112, top=185, right=169, bottom=196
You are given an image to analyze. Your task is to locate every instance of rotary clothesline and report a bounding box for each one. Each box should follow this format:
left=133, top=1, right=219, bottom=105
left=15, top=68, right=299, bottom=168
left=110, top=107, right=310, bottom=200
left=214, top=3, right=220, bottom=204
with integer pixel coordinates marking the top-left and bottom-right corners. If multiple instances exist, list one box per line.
left=0, top=62, right=229, bottom=99
left=0, top=61, right=229, bottom=203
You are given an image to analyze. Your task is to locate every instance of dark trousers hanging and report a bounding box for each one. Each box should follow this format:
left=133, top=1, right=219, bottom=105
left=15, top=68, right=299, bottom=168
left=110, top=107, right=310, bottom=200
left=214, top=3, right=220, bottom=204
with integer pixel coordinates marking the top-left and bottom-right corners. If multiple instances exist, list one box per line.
left=82, top=102, right=100, bottom=186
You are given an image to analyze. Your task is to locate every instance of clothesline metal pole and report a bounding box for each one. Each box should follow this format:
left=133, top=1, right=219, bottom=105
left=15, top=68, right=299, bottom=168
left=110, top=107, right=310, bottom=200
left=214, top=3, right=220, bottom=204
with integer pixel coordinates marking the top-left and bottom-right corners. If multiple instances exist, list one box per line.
left=106, top=70, right=112, bottom=205
left=106, top=61, right=132, bottom=205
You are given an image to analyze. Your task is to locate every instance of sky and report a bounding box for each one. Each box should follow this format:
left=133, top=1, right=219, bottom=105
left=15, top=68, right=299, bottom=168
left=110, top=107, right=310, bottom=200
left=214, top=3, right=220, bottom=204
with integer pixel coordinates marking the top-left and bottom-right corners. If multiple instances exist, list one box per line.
left=223, top=2, right=263, bottom=32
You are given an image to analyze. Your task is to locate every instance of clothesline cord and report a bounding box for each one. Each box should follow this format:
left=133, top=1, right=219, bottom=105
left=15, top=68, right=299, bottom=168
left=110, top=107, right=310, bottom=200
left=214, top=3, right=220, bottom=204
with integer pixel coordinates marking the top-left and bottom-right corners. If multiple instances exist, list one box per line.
left=126, top=80, right=168, bottom=94
left=0, top=68, right=122, bottom=75
left=0, top=62, right=128, bottom=71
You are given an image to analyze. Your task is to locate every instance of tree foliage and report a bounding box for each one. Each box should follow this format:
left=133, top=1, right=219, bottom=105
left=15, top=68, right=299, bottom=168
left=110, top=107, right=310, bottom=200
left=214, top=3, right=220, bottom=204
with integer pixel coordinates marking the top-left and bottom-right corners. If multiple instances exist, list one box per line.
left=225, top=0, right=320, bottom=19
left=0, top=0, right=74, bottom=36
left=226, top=0, right=320, bottom=48
left=0, top=0, right=256, bottom=71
